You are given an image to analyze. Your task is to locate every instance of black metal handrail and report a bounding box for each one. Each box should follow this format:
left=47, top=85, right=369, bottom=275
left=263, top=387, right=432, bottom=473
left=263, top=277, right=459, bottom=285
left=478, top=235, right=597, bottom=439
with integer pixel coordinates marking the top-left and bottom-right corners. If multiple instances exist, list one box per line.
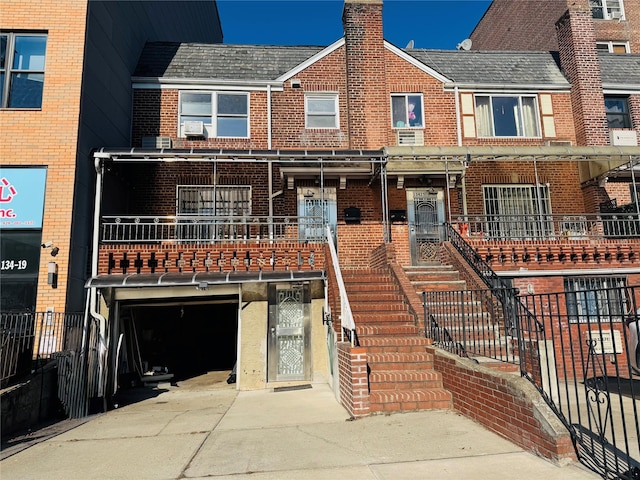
left=445, top=223, right=544, bottom=335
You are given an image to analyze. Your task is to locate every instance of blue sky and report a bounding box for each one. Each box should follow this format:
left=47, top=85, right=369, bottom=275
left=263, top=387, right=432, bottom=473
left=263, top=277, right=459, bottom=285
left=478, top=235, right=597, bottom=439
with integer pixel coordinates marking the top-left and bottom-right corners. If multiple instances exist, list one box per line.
left=217, top=0, right=491, bottom=50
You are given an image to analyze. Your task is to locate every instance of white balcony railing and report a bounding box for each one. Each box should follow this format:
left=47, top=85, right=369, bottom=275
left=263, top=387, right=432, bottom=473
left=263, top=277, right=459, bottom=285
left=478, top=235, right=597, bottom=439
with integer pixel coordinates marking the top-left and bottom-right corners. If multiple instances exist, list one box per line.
left=101, top=215, right=327, bottom=244
left=451, top=213, right=640, bottom=241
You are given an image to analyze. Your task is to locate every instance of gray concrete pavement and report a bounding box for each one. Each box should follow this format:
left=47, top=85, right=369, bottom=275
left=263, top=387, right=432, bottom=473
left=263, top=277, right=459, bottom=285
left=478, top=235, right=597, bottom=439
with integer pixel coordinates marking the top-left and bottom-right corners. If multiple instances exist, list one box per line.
left=0, top=371, right=600, bottom=480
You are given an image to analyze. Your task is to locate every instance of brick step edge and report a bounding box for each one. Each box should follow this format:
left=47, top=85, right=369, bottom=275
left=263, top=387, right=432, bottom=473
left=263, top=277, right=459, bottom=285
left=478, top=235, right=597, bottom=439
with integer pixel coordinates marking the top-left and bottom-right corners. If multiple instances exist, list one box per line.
left=369, top=389, right=453, bottom=412
left=367, top=352, right=433, bottom=364
left=368, top=370, right=443, bottom=383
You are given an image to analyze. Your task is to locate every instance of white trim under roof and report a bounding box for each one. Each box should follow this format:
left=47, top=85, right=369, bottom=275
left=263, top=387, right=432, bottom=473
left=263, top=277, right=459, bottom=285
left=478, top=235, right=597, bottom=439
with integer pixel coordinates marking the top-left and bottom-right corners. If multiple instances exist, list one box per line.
left=497, top=267, right=640, bottom=277
left=603, top=86, right=640, bottom=94
left=276, top=38, right=345, bottom=82
left=444, top=84, right=570, bottom=92
left=132, top=78, right=285, bottom=91
left=384, top=42, right=452, bottom=84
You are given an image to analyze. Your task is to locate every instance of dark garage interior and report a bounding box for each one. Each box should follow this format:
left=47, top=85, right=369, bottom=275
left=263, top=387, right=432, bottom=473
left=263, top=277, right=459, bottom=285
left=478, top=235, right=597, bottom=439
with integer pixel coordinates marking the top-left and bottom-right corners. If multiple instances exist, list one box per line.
left=118, top=298, right=238, bottom=385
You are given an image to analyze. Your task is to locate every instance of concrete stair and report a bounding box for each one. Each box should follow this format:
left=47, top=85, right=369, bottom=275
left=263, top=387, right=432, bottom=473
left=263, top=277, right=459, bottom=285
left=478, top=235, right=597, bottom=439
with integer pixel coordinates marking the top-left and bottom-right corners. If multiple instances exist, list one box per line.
left=342, top=269, right=453, bottom=414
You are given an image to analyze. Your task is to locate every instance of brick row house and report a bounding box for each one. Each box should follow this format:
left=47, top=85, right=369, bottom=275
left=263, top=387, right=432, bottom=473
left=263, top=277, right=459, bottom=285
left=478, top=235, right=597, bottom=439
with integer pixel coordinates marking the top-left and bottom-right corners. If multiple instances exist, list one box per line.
left=87, top=0, right=640, bottom=426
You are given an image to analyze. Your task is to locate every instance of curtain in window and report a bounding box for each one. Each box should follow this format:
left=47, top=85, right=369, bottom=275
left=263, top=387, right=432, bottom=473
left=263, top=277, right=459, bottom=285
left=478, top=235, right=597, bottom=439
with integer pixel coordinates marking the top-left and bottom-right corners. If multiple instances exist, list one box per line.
left=521, top=97, right=539, bottom=137
left=475, top=97, right=492, bottom=137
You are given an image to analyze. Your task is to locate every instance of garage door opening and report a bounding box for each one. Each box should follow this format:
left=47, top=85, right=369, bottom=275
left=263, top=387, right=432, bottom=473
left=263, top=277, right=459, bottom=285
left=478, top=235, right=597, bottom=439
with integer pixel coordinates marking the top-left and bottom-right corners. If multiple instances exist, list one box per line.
left=117, top=299, right=238, bottom=386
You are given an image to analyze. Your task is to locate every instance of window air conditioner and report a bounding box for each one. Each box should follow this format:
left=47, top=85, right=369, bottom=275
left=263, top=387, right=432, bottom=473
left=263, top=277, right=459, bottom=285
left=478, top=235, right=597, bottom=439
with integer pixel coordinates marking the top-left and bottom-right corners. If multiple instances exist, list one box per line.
left=396, top=129, right=424, bottom=146
left=610, top=11, right=622, bottom=19
left=183, top=120, right=204, bottom=136
left=610, top=130, right=638, bottom=146
left=141, top=136, right=172, bottom=148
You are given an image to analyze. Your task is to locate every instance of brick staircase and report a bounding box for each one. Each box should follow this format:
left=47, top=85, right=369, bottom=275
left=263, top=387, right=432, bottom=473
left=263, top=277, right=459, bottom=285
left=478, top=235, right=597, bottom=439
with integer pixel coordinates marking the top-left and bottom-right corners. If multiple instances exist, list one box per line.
left=405, top=264, right=519, bottom=372
left=342, top=268, right=453, bottom=414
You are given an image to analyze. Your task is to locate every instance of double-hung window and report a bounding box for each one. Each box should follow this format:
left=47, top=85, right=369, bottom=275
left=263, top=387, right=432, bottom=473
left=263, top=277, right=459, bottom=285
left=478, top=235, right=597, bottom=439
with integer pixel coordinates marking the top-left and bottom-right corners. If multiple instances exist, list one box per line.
left=565, top=276, right=627, bottom=323
left=475, top=95, right=540, bottom=137
left=483, top=184, right=552, bottom=240
left=391, top=94, right=423, bottom=128
left=605, top=96, right=632, bottom=129
left=590, top=0, right=624, bottom=19
left=0, top=33, right=47, bottom=108
left=305, top=94, right=339, bottom=128
left=179, top=92, right=249, bottom=138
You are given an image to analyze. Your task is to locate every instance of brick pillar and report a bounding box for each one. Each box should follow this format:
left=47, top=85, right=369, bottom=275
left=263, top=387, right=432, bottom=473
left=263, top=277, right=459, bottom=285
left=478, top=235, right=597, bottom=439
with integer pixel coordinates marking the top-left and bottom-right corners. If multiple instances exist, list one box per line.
left=342, top=0, right=388, bottom=149
left=555, top=1, right=609, bottom=146
left=337, top=343, right=370, bottom=417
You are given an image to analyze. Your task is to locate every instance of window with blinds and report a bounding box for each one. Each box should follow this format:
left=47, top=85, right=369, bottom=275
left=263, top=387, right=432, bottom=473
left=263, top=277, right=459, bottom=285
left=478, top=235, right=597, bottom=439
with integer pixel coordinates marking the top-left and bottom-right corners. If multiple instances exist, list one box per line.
left=564, top=276, right=628, bottom=323
left=482, top=184, right=552, bottom=240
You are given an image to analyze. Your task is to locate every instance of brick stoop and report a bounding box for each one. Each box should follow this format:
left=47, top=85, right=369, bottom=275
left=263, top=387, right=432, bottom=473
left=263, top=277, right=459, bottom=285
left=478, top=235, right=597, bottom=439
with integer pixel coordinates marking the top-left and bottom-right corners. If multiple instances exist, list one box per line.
left=342, top=268, right=453, bottom=414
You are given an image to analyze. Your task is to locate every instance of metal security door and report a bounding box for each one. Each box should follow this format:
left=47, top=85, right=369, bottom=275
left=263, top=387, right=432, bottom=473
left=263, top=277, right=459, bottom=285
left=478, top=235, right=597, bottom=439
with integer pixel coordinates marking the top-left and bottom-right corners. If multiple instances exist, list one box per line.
left=267, top=283, right=311, bottom=382
left=407, top=189, right=445, bottom=265
left=297, top=188, right=337, bottom=241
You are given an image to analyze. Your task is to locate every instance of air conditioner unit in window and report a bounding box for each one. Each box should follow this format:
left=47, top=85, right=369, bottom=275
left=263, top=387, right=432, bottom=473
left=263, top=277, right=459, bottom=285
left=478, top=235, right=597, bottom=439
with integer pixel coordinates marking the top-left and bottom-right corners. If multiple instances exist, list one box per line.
left=396, top=129, right=424, bottom=146
left=610, top=11, right=622, bottom=19
left=183, top=120, right=204, bottom=137
left=610, top=130, right=638, bottom=146
left=141, top=136, right=172, bottom=149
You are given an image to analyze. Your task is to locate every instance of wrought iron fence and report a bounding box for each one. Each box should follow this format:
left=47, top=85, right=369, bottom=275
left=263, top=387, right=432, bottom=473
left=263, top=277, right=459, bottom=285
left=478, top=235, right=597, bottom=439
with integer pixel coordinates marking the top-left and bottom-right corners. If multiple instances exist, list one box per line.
left=450, top=213, right=640, bottom=241
left=101, top=215, right=326, bottom=244
left=423, top=285, right=640, bottom=479
left=1, top=311, right=83, bottom=389
left=422, top=288, right=518, bottom=363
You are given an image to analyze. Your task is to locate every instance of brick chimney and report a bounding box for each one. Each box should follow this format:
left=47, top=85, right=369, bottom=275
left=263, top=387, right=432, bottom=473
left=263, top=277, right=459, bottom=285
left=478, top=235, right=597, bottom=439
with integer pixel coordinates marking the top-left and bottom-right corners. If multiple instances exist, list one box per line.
left=342, top=0, right=388, bottom=149
left=555, top=0, right=609, bottom=146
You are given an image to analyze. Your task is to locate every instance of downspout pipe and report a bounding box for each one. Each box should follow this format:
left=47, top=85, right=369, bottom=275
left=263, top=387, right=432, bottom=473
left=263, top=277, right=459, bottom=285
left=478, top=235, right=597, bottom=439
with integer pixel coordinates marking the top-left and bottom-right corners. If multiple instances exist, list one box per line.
left=455, top=86, right=468, bottom=216
left=90, top=155, right=108, bottom=401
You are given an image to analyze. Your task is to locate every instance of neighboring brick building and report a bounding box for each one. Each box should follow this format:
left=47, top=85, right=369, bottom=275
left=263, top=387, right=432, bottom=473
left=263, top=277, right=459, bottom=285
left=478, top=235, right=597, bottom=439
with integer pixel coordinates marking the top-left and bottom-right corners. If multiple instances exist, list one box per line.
left=0, top=0, right=222, bottom=317
left=470, top=0, right=640, bottom=53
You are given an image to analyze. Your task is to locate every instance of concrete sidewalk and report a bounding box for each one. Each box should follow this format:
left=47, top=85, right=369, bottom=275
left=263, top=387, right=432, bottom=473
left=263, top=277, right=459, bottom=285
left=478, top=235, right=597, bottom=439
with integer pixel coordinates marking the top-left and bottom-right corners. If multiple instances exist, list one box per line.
left=0, top=372, right=600, bottom=480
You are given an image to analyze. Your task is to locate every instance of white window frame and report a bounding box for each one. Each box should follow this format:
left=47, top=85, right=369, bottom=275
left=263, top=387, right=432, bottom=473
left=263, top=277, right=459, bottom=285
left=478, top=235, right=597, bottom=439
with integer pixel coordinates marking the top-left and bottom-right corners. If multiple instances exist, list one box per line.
left=474, top=94, right=541, bottom=138
left=178, top=91, right=249, bottom=139
left=596, top=41, right=630, bottom=53
left=482, top=184, right=552, bottom=239
left=590, top=0, right=625, bottom=20
left=305, top=93, right=339, bottom=129
left=0, top=32, right=47, bottom=109
left=391, top=93, right=424, bottom=129
left=564, top=276, right=628, bottom=324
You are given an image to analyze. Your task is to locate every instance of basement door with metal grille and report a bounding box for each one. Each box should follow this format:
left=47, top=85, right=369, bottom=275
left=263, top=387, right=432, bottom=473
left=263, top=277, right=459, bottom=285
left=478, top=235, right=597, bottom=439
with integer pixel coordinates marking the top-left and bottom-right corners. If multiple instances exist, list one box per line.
left=267, top=283, right=311, bottom=382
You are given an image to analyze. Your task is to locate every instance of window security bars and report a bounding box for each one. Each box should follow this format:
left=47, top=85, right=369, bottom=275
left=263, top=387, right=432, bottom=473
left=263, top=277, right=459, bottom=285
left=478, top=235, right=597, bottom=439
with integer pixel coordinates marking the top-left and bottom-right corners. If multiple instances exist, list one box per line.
left=565, top=277, right=628, bottom=324
left=482, top=184, right=552, bottom=239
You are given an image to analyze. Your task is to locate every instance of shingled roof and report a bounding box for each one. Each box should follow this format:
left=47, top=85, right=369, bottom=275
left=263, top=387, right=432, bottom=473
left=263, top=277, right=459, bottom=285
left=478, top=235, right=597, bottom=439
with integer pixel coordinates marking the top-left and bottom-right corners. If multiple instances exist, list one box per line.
left=133, top=41, right=640, bottom=90
left=133, top=42, right=324, bottom=80
left=598, top=52, right=640, bottom=87
left=404, top=49, right=569, bottom=86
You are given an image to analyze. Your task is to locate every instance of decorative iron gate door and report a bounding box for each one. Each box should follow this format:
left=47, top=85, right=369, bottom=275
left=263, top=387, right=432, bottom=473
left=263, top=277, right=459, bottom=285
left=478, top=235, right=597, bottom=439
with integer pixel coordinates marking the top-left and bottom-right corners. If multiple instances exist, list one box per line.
left=267, top=283, right=311, bottom=382
left=407, top=188, right=445, bottom=265
left=297, top=188, right=337, bottom=241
